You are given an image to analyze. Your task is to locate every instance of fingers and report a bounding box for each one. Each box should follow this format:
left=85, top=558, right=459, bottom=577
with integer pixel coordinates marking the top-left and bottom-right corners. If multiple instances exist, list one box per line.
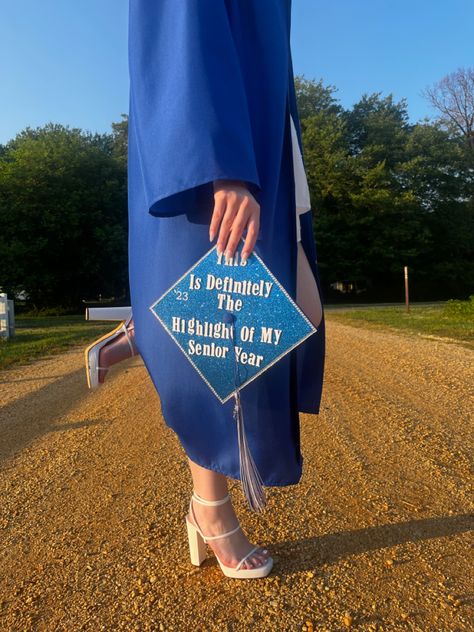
left=209, top=191, right=226, bottom=243
left=210, top=182, right=260, bottom=263
left=216, top=190, right=240, bottom=257
left=240, top=213, right=259, bottom=262
left=223, top=197, right=250, bottom=260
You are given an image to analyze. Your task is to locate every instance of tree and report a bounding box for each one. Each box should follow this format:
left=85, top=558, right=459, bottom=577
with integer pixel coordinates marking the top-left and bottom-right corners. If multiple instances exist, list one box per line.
left=294, top=75, right=343, bottom=120
left=0, top=123, right=128, bottom=309
left=295, top=78, right=474, bottom=300
left=111, top=114, right=129, bottom=167
left=421, top=67, right=474, bottom=151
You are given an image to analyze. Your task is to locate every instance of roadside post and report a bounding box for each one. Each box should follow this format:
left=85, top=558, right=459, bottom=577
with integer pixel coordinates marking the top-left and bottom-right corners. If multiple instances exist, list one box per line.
left=404, top=266, right=410, bottom=313
left=0, top=293, right=15, bottom=339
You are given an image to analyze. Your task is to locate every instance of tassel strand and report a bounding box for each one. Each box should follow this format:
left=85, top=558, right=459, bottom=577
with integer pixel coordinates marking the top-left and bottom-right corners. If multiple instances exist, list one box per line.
left=226, top=312, right=267, bottom=512
left=233, top=388, right=267, bottom=512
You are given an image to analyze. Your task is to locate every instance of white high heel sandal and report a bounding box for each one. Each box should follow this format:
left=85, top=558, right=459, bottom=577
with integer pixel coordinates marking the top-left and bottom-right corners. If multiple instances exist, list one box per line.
left=84, top=312, right=136, bottom=389
left=185, top=490, right=274, bottom=579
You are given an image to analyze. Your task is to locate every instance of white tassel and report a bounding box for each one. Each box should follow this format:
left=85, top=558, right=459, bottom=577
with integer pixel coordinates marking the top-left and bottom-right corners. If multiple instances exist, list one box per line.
left=232, top=388, right=267, bottom=513
left=224, top=309, right=267, bottom=512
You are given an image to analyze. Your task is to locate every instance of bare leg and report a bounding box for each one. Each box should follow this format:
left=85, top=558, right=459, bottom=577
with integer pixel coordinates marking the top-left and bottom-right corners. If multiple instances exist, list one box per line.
left=98, top=319, right=138, bottom=383
left=186, top=457, right=271, bottom=570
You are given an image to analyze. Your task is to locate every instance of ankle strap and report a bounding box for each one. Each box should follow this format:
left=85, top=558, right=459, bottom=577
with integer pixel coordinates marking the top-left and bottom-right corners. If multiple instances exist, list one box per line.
left=192, top=491, right=230, bottom=506
left=121, top=322, right=136, bottom=356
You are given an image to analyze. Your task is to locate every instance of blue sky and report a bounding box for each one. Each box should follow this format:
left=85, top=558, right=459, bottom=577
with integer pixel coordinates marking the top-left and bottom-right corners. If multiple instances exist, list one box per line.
left=1, top=0, right=472, bottom=145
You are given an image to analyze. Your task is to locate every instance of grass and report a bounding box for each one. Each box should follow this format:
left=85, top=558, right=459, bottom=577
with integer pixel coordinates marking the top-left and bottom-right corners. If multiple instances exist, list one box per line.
left=0, top=314, right=117, bottom=371
left=325, top=299, right=474, bottom=349
left=1, top=298, right=473, bottom=372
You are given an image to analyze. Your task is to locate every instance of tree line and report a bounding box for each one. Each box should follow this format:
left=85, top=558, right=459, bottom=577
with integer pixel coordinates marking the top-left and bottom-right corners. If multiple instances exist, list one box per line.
left=298, top=68, right=473, bottom=301
left=0, top=70, right=472, bottom=309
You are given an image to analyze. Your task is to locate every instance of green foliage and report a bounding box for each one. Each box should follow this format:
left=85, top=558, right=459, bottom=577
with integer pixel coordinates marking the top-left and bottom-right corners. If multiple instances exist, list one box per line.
left=326, top=303, right=474, bottom=349
left=0, top=122, right=128, bottom=309
left=18, top=304, right=79, bottom=317
left=442, top=294, right=474, bottom=317
left=294, top=81, right=474, bottom=300
left=0, top=315, right=116, bottom=370
left=1, top=73, right=473, bottom=309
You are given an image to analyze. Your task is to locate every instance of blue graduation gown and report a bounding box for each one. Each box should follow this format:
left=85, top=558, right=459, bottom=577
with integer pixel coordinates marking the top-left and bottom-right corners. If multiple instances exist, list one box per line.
left=127, top=0, right=326, bottom=486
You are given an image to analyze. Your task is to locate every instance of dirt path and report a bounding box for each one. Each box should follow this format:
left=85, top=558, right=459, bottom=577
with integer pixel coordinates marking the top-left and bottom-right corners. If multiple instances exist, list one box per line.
left=0, top=321, right=472, bottom=631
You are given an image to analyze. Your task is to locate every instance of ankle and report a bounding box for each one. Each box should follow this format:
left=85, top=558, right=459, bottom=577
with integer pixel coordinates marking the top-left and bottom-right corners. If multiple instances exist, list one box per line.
left=195, top=503, right=231, bottom=521
left=192, top=488, right=229, bottom=503
left=191, top=496, right=238, bottom=528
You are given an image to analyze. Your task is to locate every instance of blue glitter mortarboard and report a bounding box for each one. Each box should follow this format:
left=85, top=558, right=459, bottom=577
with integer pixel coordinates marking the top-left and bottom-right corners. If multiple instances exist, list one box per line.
left=150, top=237, right=317, bottom=511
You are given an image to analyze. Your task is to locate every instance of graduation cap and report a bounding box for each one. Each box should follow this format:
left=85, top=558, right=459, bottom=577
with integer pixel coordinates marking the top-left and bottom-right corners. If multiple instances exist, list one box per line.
left=150, top=237, right=317, bottom=512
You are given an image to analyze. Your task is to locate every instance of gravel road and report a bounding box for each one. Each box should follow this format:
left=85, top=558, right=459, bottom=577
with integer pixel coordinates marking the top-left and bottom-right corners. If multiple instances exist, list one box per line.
left=0, top=320, right=473, bottom=631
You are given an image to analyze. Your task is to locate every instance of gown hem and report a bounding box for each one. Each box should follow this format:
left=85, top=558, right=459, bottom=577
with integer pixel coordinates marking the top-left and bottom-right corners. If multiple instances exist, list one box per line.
left=166, top=421, right=304, bottom=487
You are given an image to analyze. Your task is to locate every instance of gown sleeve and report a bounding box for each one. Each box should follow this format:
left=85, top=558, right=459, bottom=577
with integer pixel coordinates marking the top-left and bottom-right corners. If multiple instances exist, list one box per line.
left=128, top=0, right=262, bottom=218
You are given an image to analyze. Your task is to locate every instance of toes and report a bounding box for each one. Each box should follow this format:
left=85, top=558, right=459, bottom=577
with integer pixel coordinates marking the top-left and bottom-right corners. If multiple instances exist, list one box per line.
left=245, top=557, right=256, bottom=569
left=241, top=550, right=270, bottom=570
left=243, top=552, right=270, bottom=569
left=250, top=554, right=261, bottom=567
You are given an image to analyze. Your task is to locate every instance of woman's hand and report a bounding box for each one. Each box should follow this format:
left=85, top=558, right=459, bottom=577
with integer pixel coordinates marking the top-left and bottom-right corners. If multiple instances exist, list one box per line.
left=210, top=179, right=260, bottom=264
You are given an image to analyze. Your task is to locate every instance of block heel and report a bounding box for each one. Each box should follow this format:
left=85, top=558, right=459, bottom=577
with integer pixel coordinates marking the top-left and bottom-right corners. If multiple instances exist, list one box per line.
left=184, top=490, right=273, bottom=579
left=186, top=516, right=208, bottom=566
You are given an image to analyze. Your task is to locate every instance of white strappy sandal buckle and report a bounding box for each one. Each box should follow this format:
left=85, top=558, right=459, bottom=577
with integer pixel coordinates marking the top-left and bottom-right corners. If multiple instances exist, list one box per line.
left=185, top=490, right=273, bottom=579
left=84, top=312, right=136, bottom=389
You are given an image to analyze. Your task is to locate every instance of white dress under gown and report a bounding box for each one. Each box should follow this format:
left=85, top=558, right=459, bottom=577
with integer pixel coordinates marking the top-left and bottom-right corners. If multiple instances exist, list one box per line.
left=289, top=113, right=312, bottom=242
